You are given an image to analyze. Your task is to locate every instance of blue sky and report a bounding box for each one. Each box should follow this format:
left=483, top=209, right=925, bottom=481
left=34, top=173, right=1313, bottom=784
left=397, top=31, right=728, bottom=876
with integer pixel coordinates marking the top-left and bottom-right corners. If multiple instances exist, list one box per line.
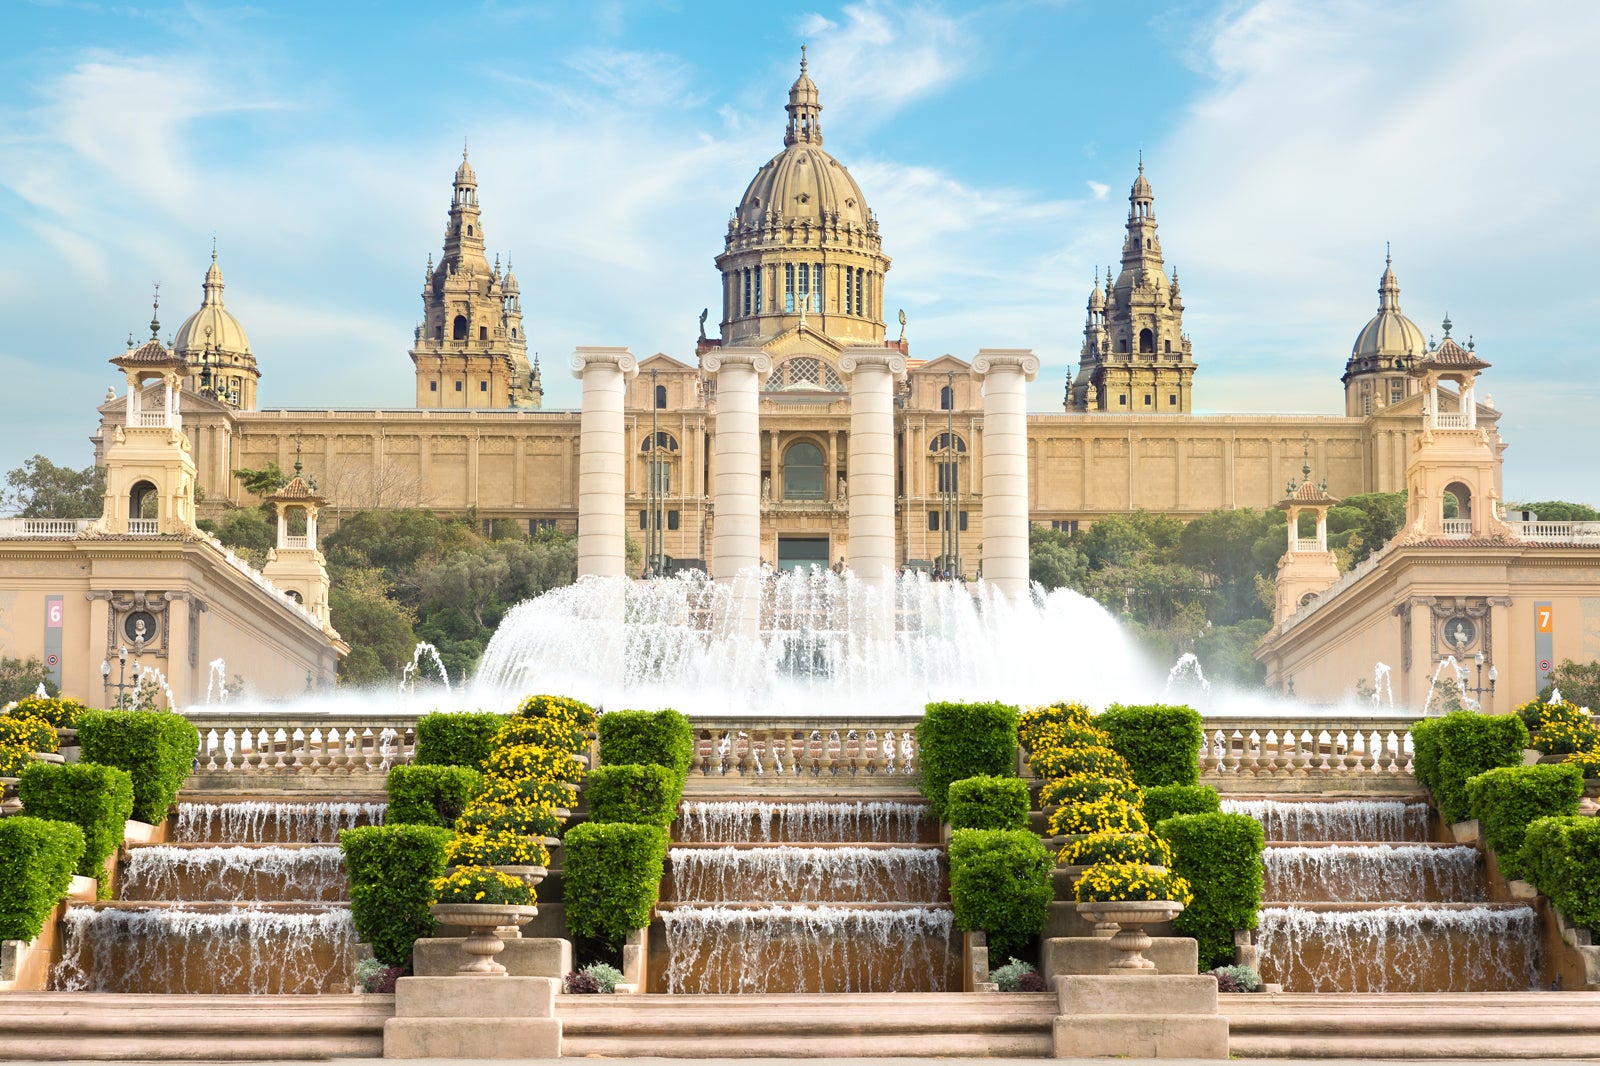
left=2, top=0, right=1596, bottom=503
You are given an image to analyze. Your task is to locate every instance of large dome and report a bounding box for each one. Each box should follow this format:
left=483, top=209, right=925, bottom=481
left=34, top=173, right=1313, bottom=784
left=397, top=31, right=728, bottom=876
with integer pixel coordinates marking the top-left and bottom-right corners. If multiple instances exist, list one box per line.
left=173, top=253, right=252, bottom=357
left=1351, top=257, right=1425, bottom=360
left=735, top=144, right=872, bottom=231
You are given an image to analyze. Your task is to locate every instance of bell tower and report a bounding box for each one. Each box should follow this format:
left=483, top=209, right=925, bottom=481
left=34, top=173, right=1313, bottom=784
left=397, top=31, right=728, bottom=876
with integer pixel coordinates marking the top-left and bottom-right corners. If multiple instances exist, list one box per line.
left=1272, top=450, right=1341, bottom=625
left=1397, top=329, right=1506, bottom=542
left=261, top=459, right=341, bottom=642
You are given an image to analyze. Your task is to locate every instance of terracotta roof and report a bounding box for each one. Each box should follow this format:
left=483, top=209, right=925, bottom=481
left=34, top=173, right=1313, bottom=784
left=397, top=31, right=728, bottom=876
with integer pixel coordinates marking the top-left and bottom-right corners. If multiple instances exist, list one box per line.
left=269, top=475, right=321, bottom=501
left=117, top=338, right=183, bottom=366
left=1418, top=338, right=1490, bottom=372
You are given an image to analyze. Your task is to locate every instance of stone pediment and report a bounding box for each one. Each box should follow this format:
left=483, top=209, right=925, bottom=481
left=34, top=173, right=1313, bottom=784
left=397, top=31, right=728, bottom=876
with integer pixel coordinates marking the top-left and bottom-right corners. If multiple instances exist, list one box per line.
left=909, top=353, right=972, bottom=376
left=638, top=352, right=696, bottom=373
left=761, top=325, right=846, bottom=359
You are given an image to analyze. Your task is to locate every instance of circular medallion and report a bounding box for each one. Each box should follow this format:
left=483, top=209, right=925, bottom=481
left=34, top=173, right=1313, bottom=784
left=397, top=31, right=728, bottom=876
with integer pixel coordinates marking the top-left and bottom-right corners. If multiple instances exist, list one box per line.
left=1443, top=616, right=1477, bottom=651
left=123, top=610, right=158, bottom=645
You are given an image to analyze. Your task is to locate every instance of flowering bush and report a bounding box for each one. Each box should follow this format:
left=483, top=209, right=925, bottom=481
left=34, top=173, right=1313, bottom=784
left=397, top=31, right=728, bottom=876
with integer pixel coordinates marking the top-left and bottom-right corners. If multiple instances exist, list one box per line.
left=445, top=830, right=551, bottom=869
left=516, top=694, right=598, bottom=732
left=1058, top=831, right=1172, bottom=869
left=1038, top=774, right=1142, bottom=811
left=1567, top=750, right=1600, bottom=779
left=5, top=695, right=87, bottom=730
left=1048, top=795, right=1148, bottom=837
left=1528, top=703, right=1600, bottom=755
left=483, top=743, right=586, bottom=785
left=1027, top=720, right=1114, bottom=756
left=456, top=796, right=564, bottom=840
left=431, top=864, right=534, bottom=906
left=1073, top=861, right=1193, bottom=906
left=0, top=715, right=57, bottom=756
left=472, top=775, right=578, bottom=812
left=492, top=714, right=589, bottom=756
left=1031, top=744, right=1130, bottom=783
left=1516, top=698, right=1566, bottom=734
left=0, top=739, right=30, bottom=777
left=1018, top=702, right=1095, bottom=752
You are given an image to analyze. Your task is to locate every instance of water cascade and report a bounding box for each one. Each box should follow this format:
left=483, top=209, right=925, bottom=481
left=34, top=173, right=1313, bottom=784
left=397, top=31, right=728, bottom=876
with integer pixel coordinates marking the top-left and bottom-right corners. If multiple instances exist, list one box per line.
left=658, top=799, right=958, bottom=993
left=121, top=845, right=348, bottom=903
left=1263, top=844, right=1484, bottom=903
left=677, top=800, right=930, bottom=844
left=1222, top=799, right=1430, bottom=843
left=174, top=801, right=385, bottom=844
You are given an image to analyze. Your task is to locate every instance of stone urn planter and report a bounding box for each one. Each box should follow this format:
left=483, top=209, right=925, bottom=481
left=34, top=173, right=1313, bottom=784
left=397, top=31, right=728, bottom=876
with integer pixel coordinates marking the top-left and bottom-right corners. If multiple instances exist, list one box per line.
left=428, top=903, right=539, bottom=975
left=492, top=865, right=547, bottom=888
left=1075, top=899, right=1185, bottom=971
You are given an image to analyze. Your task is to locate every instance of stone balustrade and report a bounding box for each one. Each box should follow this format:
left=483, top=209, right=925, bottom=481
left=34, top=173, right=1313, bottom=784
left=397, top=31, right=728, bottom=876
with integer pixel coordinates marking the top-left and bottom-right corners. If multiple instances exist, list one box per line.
left=1198, top=716, right=1417, bottom=777
left=185, top=712, right=416, bottom=774
left=689, top=718, right=924, bottom=777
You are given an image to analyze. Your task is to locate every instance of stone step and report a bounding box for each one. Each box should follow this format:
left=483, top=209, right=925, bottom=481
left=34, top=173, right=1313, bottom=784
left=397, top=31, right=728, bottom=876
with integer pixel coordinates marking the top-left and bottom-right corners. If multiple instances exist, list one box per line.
left=558, top=991, right=1057, bottom=1057
left=0, top=993, right=388, bottom=1059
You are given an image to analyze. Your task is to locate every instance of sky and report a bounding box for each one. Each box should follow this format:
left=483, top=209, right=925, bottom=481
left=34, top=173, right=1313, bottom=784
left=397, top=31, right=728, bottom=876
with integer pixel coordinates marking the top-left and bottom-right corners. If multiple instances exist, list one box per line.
left=1, top=0, right=1597, bottom=504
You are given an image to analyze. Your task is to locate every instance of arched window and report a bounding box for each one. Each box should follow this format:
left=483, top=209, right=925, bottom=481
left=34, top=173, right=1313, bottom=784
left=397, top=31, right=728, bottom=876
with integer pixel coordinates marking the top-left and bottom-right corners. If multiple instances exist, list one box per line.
left=467, top=225, right=474, bottom=236
left=1139, top=328, right=1154, bottom=354
left=654, top=384, right=667, bottom=409
left=785, top=264, right=796, bottom=312
left=453, top=315, right=468, bottom=341
left=928, top=432, right=967, bottom=453
left=129, top=480, right=158, bottom=520
left=640, top=432, right=679, bottom=453
left=1444, top=481, right=1473, bottom=522
left=742, top=268, right=752, bottom=316
left=939, top=385, right=953, bottom=411
left=783, top=441, right=825, bottom=500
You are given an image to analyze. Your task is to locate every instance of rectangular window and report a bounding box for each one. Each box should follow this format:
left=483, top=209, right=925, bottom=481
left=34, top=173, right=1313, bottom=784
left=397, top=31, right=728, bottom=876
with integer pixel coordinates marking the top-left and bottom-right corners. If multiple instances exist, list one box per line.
left=1050, top=519, right=1079, bottom=533
left=755, top=270, right=763, bottom=312
left=927, top=511, right=940, bottom=532
left=1168, top=394, right=1176, bottom=405
left=430, top=381, right=438, bottom=392
left=936, top=461, right=959, bottom=494
left=1364, top=395, right=1373, bottom=415
left=639, top=510, right=648, bottom=530
left=1144, top=395, right=1152, bottom=406
left=785, top=264, right=796, bottom=312
left=844, top=267, right=854, bottom=314
left=1390, top=380, right=1404, bottom=404
left=743, top=269, right=752, bottom=316
left=649, top=461, right=671, bottom=496
left=479, top=380, right=488, bottom=392
left=1119, top=395, right=1128, bottom=405
left=667, top=510, right=680, bottom=531
left=529, top=518, right=556, bottom=533
left=455, top=381, right=463, bottom=392
left=855, top=269, right=864, bottom=317
left=812, top=264, right=823, bottom=312
left=958, top=511, right=969, bottom=532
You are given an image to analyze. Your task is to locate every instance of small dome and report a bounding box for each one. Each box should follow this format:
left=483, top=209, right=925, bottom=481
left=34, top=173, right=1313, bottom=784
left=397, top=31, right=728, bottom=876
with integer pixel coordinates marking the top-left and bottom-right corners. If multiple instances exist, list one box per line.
left=1089, top=284, right=1105, bottom=310
left=1351, top=257, right=1426, bottom=360
left=1130, top=162, right=1153, bottom=201
left=173, top=252, right=252, bottom=357
left=502, top=263, right=519, bottom=294
left=455, top=146, right=476, bottom=186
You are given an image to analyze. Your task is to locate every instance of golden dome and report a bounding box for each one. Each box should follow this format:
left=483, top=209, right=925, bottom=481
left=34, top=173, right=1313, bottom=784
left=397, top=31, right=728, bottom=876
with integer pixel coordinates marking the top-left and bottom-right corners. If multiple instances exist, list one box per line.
left=1351, top=255, right=1425, bottom=360
left=173, top=250, right=252, bottom=357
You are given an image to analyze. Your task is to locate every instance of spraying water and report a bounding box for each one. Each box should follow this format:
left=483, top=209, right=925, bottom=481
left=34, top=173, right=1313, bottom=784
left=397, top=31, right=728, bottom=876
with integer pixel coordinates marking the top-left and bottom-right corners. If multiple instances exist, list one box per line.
left=121, top=846, right=348, bottom=903
left=205, top=659, right=229, bottom=704
left=1423, top=656, right=1473, bottom=715
left=1222, top=800, right=1431, bottom=843
left=677, top=801, right=930, bottom=844
left=669, top=846, right=944, bottom=904
left=1165, top=653, right=1211, bottom=708
left=399, top=642, right=452, bottom=695
left=174, top=801, right=385, bottom=844
left=1262, top=845, right=1484, bottom=903
left=1372, top=663, right=1395, bottom=709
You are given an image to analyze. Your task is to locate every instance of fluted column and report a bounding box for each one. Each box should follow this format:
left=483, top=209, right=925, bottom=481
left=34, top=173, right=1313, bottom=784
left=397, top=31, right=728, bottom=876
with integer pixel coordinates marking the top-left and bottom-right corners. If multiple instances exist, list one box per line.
left=705, top=348, right=771, bottom=582
left=570, top=346, right=638, bottom=577
left=972, top=349, right=1039, bottom=599
left=840, top=347, right=907, bottom=583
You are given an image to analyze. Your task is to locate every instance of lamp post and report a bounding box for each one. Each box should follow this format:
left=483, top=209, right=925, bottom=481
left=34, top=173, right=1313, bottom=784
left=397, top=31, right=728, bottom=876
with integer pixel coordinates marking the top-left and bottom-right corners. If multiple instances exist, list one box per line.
left=941, top=370, right=961, bottom=579
left=1469, top=650, right=1498, bottom=712
left=102, top=645, right=133, bottom=709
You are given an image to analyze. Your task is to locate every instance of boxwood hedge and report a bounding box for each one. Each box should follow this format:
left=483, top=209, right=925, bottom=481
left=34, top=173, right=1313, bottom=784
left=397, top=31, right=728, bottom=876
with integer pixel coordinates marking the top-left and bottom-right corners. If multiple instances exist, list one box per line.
left=1412, top=712, right=1529, bottom=825
left=413, top=711, right=506, bottom=769
left=1141, top=784, right=1221, bottom=826
left=339, top=824, right=453, bottom=966
left=385, top=764, right=481, bottom=828
left=946, top=775, right=1030, bottom=831
left=947, top=828, right=1052, bottom=959
left=75, top=710, right=199, bottom=825
left=597, top=709, right=693, bottom=777
left=917, top=701, right=1020, bottom=822
left=0, top=816, right=85, bottom=941
left=1154, top=811, right=1264, bottom=971
left=1464, top=762, right=1583, bottom=880
left=1097, top=704, right=1203, bottom=787
left=1521, top=816, right=1600, bottom=931
left=586, top=764, right=681, bottom=828
left=17, top=761, right=134, bottom=877
left=563, top=822, right=669, bottom=949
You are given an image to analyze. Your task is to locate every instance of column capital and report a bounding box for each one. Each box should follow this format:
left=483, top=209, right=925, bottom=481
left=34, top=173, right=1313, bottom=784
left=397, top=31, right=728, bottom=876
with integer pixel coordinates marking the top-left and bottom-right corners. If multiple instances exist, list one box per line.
left=702, top=347, right=772, bottom=379
left=569, top=346, right=639, bottom=380
left=971, top=348, right=1040, bottom=381
left=839, top=346, right=907, bottom=378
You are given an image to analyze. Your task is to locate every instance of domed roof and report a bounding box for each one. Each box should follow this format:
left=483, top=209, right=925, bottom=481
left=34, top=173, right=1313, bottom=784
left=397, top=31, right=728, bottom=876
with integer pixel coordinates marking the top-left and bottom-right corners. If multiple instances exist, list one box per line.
left=173, top=250, right=252, bottom=357
left=1089, top=281, right=1105, bottom=310
left=502, top=258, right=519, bottom=294
left=455, top=144, right=476, bottom=186
left=1351, top=255, right=1426, bottom=360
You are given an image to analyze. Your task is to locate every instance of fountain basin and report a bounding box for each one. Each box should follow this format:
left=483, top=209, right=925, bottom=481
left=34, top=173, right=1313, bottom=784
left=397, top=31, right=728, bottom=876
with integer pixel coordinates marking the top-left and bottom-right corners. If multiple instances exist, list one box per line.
left=1222, top=799, right=1432, bottom=843
left=665, top=844, right=946, bottom=904
left=173, top=800, right=385, bottom=844
left=676, top=799, right=934, bottom=844
left=121, top=844, right=348, bottom=903
left=1262, top=842, right=1484, bottom=903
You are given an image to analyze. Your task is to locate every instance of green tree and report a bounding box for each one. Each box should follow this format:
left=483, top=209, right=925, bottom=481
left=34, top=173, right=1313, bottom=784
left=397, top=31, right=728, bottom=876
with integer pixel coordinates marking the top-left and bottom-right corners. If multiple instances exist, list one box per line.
left=1029, top=525, right=1088, bottom=590
left=3, top=455, right=104, bottom=518
left=0, top=657, right=57, bottom=703
left=232, top=463, right=289, bottom=497
left=1508, top=500, right=1600, bottom=522
left=1325, top=491, right=1406, bottom=564
left=1540, top=660, right=1600, bottom=708
left=1178, top=508, right=1283, bottom=625
left=198, top=508, right=274, bottom=555
left=328, top=568, right=418, bottom=685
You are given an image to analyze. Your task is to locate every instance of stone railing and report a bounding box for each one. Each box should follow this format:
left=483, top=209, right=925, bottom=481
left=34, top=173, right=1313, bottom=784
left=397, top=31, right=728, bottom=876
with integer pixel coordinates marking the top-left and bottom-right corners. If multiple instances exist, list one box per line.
left=0, top=518, right=90, bottom=538
left=127, top=519, right=161, bottom=535
left=185, top=711, right=417, bottom=773
left=690, top=717, right=924, bottom=777
left=136, top=410, right=172, bottom=428
left=1506, top=520, right=1600, bottom=545
left=1433, top=412, right=1470, bottom=429
left=1442, top=519, right=1472, bottom=539
left=1294, top=538, right=1321, bottom=553
left=1198, top=716, right=1416, bottom=777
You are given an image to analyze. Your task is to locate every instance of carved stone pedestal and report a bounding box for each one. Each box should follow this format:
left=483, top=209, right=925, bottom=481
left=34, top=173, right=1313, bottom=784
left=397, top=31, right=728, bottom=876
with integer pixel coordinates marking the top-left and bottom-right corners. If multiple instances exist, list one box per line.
left=1051, top=974, right=1228, bottom=1060
left=384, top=976, right=561, bottom=1059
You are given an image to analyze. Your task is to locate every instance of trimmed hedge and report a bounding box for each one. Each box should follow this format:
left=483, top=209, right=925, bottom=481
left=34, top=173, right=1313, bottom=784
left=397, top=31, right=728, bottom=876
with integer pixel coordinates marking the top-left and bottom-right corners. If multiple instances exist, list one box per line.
left=1097, top=704, right=1203, bottom=787
left=563, top=822, right=669, bottom=949
left=1412, top=712, right=1529, bottom=825
left=947, top=828, right=1052, bottom=959
left=1464, top=763, right=1583, bottom=880
left=1142, top=784, right=1221, bottom=826
left=1521, top=816, right=1600, bottom=931
left=339, top=824, right=453, bottom=966
left=413, top=711, right=506, bottom=769
left=385, top=764, right=481, bottom=828
left=586, top=764, right=680, bottom=827
left=0, top=816, right=85, bottom=941
left=597, top=709, right=694, bottom=777
left=1155, top=812, right=1264, bottom=971
left=17, top=762, right=134, bottom=877
left=75, top=710, right=199, bottom=824
left=947, top=775, right=1031, bottom=831
left=917, top=701, right=1020, bottom=822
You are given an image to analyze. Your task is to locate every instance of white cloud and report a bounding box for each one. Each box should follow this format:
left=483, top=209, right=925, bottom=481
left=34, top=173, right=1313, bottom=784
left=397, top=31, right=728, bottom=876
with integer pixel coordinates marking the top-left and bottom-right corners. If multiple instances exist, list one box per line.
left=795, top=1, right=971, bottom=125
left=1087, top=181, right=1109, bottom=200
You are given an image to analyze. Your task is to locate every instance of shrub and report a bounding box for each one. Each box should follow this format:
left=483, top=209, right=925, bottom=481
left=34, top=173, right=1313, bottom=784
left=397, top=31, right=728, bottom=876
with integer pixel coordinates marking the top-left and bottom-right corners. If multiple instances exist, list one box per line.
left=1048, top=795, right=1148, bottom=837
left=1568, top=751, right=1600, bottom=779
left=456, top=797, right=565, bottom=840
left=1030, top=744, right=1129, bottom=782
left=445, top=831, right=550, bottom=869
left=1411, top=712, right=1530, bottom=824
left=1210, top=965, right=1262, bottom=993
left=0, top=816, right=85, bottom=940
left=385, top=765, right=481, bottom=828
left=586, top=764, right=681, bottom=827
left=948, top=829, right=1052, bottom=960
left=340, top=824, right=453, bottom=966
left=1038, top=775, right=1141, bottom=811
left=1142, top=784, right=1221, bottom=826
left=483, top=743, right=586, bottom=785
left=17, top=762, right=134, bottom=877
left=5, top=695, right=88, bottom=729
left=580, top=961, right=624, bottom=993
left=564, top=822, right=669, bottom=949
left=1464, top=763, right=1583, bottom=880
left=1154, top=812, right=1264, bottom=970
left=989, top=957, right=1041, bottom=992
left=1515, top=698, right=1565, bottom=733
left=516, top=694, right=599, bottom=733
left=1018, top=702, right=1094, bottom=752
left=1521, top=816, right=1600, bottom=931
left=75, top=710, right=199, bottom=824
left=414, top=711, right=506, bottom=769
left=597, top=709, right=693, bottom=777
left=917, top=701, right=1019, bottom=822
left=1025, top=721, right=1113, bottom=755
left=1073, top=862, right=1193, bottom=905
left=564, top=969, right=601, bottom=994
left=471, top=775, right=578, bottom=812
left=492, top=715, right=588, bottom=757
left=1097, top=704, right=1203, bottom=787
left=354, top=958, right=404, bottom=993
left=947, top=775, right=1030, bottom=831
left=431, top=865, right=534, bottom=906
left=1058, top=831, right=1172, bottom=868
left=1528, top=704, right=1600, bottom=755
left=0, top=714, right=58, bottom=754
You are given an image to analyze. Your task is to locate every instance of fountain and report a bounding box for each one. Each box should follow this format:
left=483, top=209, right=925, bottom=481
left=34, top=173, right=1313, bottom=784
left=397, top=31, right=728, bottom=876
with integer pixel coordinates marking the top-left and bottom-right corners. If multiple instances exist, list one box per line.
left=1423, top=655, right=1473, bottom=714
left=678, top=801, right=931, bottom=844
left=1222, top=799, right=1431, bottom=843
left=174, top=800, right=385, bottom=844
left=1371, top=662, right=1395, bottom=708
left=399, top=642, right=452, bottom=695
left=1165, top=652, right=1211, bottom=708
left=205, top=659, right=229, bottom=704
left=668, top=845, right=944, bottom=903
left=121, top=845, right=348, bottom=903
left=1262, top=844, right=1484, bottom=903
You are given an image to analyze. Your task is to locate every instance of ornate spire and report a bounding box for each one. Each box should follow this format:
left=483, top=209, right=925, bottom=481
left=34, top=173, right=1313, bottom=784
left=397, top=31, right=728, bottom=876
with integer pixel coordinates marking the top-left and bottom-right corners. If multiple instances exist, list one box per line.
left=203, top=244, right=225, bottom=306
left=1377, top=251, right=1402, bottom=313
left=148, top=282, right=161, bottom=339
left=785, top=45, right=823, bottom=147
left=1441, top=312, right=1453, bottom=338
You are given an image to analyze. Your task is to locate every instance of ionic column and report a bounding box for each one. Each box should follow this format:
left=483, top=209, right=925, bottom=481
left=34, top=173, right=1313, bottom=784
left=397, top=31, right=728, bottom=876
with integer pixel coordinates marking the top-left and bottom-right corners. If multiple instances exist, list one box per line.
left=570, top=347, right=638, bottom=578
left=704, top=348, right=770, bottom=582
left=840, top=347, right=907, bottom=583
left=972, top=349, right=1039, bottom=599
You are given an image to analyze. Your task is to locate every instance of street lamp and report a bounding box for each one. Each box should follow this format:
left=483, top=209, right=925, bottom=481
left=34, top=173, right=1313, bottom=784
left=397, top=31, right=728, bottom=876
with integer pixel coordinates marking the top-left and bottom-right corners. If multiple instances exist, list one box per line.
left=1469, top=650, right=1498, bottom=711
left=103, top=645, right=132, bottom=708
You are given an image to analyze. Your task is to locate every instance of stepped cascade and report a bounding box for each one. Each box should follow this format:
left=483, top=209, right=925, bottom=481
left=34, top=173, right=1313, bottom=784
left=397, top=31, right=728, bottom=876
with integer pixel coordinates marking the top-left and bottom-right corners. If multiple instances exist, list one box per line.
left=49, top=799, right=384, bottom=994
left=1225, top=798, right=1540, bottom=993
left=657, top=798, right=960, bottom=993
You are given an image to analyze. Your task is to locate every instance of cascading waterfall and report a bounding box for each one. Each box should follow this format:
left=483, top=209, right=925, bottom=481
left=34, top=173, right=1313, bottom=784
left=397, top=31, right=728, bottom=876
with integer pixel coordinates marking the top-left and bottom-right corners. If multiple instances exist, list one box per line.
left=660, top=905, right=956, bottom=994
left=174, top=801, right=385, bottom=844
left=669, top=846, right=944, bottom=903
left=49, top=906, right=357, bottom=994
left=1263, top=845, right=1484, bottom=903
left=1222, top=799, right=1430, bottom=842
left=677, top=801, right=928, bottom=844
left=1254, top=905, right=1539, bottom=993
left=121, top=846, right=348, bottom=903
